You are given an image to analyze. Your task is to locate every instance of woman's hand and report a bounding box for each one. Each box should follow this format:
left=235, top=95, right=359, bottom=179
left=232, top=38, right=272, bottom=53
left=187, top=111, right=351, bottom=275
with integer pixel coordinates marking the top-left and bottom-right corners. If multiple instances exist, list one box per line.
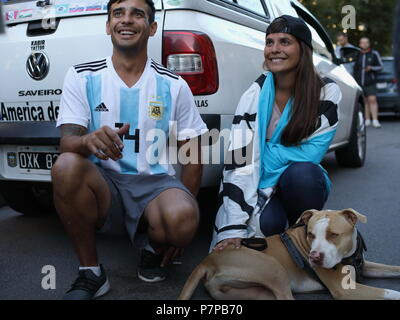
left=214, top=238, right=243, bottom=251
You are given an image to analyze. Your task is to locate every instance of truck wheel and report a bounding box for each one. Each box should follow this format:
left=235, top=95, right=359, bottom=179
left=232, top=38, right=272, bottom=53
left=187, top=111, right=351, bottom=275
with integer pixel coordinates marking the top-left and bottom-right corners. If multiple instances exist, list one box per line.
left=335, top=102, right=366, bottom=167
left=0, top=181, right=54, bottom=216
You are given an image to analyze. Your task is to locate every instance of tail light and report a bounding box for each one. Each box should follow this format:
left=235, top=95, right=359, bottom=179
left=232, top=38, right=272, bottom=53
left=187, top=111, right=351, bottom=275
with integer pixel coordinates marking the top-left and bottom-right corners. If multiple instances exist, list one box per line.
left=392, top=78, right=398, bottom=84
left=163, top=31, right=219, bottom=95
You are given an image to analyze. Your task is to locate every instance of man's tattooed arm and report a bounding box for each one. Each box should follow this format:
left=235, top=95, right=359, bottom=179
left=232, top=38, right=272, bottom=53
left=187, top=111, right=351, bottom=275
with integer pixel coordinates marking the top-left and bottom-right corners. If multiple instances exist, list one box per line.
left=59, top=124, right=89, bottom=155
left=60, top=124, right=87, bottom=137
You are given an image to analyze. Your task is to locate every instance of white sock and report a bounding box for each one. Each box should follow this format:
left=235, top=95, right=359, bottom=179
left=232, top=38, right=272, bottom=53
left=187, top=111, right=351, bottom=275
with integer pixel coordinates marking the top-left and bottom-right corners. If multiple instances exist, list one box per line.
left=79, top=266, right=101, bottom=277
left=145, top=243, right=157, bottom=254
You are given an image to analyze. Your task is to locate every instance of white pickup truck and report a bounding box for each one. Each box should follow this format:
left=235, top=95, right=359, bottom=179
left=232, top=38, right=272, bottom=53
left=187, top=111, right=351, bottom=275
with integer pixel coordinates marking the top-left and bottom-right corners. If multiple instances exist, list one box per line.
left=0, top=0, right=365, bottom=215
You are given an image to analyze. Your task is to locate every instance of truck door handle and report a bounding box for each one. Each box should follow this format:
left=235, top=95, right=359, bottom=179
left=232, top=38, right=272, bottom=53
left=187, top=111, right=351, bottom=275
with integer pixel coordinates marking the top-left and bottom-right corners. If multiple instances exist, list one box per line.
left=36, top=0, right=51, bottom=7
left=27, top=18, right=59, bottom=37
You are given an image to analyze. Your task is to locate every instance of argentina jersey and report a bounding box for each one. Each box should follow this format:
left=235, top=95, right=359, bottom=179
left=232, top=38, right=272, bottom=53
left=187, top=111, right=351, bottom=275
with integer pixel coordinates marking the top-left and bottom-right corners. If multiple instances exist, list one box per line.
left=57, top=57, right=208, bottom=176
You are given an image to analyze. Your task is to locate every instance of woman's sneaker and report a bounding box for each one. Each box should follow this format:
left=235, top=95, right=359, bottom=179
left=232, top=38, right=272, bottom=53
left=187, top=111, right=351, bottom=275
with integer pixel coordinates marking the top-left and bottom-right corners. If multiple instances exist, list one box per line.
left=365, top=119, right=371, bottom=127
left=137, top=249, right=166, bottom=282
left=63, top=265, right=110, bottom=300
left=372, top=120, right=381, bottom=128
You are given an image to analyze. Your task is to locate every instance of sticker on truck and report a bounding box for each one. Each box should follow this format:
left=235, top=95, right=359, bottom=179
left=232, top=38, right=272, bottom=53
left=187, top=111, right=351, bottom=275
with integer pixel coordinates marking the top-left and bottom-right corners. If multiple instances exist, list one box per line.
left=0, top=101, right=59, bottom=121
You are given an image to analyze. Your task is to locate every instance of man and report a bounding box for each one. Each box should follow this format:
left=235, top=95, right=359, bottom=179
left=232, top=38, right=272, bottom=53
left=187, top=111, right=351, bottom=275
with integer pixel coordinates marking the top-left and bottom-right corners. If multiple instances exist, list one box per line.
left=335, top=32, right=357, bottom=75
left=52, top=0, right=208, bottom=300
left=353, top=37, right=383, bottom=128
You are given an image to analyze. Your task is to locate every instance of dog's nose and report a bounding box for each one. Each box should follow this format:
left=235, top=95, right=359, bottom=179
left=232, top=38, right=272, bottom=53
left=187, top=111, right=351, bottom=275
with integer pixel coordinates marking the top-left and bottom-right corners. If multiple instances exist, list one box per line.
left=310, top=251, right=324, bottom=265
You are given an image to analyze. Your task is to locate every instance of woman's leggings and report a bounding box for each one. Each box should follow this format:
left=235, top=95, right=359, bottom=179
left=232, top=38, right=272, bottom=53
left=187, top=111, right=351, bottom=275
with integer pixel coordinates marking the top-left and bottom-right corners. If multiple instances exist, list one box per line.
left=259, top=162, right=328, bottom=237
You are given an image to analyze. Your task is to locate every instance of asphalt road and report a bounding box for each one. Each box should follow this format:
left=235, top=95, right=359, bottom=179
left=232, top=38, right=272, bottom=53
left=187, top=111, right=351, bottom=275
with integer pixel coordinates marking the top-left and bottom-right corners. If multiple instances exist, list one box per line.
left=0, top=116, right=400, bottom=300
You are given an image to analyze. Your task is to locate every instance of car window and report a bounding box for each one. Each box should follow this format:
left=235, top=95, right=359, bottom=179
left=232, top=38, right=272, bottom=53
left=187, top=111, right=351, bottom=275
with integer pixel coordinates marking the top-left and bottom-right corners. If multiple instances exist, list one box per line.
left=304, top=22, right=332, bottom=61
left=291, top=3, right=336, bottom=62
left=219, top=0, right=267, bottom=17
left=235, top=0, right=265, bottom=15
left=381, top=60, right=394, bottom=77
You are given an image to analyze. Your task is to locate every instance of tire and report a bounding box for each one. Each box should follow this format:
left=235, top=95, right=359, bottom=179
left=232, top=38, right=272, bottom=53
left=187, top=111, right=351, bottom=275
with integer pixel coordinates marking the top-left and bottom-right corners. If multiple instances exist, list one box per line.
left=335, top=102, right=366, bottom=167
left=0, top=181, right=55, bottom=216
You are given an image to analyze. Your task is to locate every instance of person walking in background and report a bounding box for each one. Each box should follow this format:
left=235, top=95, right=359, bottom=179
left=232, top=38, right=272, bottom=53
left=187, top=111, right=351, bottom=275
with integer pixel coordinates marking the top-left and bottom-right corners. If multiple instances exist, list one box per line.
left=353, top=37, right=383, bottom=128
left=335, top=32, right=357, bottom=75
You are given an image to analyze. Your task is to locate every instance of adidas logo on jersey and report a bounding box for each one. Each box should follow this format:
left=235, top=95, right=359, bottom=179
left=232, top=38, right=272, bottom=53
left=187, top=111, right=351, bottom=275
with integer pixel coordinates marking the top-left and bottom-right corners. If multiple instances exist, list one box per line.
left=95, top=103, right=109, bottom=112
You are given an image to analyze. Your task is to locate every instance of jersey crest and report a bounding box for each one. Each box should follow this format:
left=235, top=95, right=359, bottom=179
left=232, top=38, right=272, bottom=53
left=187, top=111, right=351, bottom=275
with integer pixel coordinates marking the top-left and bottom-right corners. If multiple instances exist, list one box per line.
left=148, top=100, right=164, bottom=120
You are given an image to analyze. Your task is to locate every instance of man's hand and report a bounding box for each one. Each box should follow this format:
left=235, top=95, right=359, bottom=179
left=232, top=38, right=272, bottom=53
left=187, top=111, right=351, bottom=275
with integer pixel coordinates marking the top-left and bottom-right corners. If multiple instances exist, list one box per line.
left=214, top=238, right=243, bottom=251
left=81, top=123, right=130, bottom=161
left=159, top=246, right=184, bottom=267
left=365, top=66, right=372, bottom=72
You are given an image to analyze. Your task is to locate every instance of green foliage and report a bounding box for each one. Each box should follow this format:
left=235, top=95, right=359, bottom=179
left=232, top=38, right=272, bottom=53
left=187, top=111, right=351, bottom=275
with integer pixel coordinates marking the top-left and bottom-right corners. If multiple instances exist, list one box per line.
left=299, top=0, right=396, bottom=56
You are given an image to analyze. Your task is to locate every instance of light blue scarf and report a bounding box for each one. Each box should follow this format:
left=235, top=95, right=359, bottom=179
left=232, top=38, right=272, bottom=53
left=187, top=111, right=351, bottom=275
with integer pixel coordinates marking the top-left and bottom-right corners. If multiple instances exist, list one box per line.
left=258, top=72, right=333, bottom=191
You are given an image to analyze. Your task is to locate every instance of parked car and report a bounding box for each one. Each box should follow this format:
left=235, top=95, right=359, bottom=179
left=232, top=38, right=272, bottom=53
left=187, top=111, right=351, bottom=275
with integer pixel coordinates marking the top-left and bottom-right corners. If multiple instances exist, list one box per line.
left=376, top=57, right=400, bottom=114
left=0, top=0, right=365, bottom=215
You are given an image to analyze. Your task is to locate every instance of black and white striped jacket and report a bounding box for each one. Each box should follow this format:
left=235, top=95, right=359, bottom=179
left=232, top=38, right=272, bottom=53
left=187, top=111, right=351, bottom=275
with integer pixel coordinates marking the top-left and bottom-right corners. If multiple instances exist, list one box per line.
left=210, top=72, right=341, bottom=250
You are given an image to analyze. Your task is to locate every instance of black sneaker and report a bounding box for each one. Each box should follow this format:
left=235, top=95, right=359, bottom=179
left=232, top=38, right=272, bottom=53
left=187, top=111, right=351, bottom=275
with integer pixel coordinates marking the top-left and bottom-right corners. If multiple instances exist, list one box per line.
left=137, top=249, right=166, bottom=283
left=63, top=265, right=110, bottom=300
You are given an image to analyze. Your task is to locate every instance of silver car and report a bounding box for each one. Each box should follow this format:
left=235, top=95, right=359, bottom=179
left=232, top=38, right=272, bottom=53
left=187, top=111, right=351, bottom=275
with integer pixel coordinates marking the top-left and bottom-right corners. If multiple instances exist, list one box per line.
left=0, top=0, right=365, bottom=215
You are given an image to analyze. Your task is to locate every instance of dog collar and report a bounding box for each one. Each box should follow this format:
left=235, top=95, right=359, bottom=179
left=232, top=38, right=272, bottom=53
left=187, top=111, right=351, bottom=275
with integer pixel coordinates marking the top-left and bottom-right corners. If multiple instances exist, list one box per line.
left=340, top=230, right=367, bottom=282
left=279, top=231, right=327, bottom=289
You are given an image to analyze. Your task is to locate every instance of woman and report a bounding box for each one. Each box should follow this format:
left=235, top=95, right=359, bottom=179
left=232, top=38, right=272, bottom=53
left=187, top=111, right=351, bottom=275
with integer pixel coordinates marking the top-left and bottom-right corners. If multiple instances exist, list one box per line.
left=211, top=15, right=342, bottom=251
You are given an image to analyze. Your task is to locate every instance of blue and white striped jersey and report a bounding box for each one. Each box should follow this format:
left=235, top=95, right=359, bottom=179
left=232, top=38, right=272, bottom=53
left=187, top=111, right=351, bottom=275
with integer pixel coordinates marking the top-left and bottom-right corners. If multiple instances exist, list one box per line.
left=57, top=57, right=208, bottom=176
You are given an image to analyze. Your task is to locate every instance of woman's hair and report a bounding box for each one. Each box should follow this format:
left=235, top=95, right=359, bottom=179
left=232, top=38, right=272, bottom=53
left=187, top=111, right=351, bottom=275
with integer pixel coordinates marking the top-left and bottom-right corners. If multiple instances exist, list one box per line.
left=264, top=19, right=323, bottom=146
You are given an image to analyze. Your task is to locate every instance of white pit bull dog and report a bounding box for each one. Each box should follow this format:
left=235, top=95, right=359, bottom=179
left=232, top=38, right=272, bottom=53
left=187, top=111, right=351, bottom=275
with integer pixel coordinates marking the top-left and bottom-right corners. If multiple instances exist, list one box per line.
left=179, top=209, right=400, bottom=300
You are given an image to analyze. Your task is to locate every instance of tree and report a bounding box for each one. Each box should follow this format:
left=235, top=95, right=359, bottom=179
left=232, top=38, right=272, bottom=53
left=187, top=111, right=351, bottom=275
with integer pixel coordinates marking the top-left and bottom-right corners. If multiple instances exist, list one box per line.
left=299, top=0, right=396, bottom=56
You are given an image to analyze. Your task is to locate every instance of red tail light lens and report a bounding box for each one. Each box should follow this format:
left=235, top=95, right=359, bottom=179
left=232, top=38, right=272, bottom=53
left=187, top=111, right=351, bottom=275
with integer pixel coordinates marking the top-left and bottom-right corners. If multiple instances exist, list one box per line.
left=163, top=31, right=219, bottom=95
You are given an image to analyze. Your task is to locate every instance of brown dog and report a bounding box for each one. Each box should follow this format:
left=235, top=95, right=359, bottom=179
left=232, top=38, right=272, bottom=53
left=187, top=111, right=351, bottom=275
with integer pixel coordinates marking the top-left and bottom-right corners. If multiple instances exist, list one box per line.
left=179, top=209, right=400, bottom=300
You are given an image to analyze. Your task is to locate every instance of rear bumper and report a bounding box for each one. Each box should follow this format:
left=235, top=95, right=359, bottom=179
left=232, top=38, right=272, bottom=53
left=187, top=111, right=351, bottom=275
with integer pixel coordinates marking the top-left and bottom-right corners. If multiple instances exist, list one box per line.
left=0, top=121, right=60, bottom=145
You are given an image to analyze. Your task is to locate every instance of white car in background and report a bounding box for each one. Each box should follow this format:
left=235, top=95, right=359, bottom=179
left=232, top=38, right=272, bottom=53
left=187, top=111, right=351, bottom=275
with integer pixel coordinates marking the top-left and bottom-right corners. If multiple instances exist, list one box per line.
left=0, top=0, right=365, bottom=215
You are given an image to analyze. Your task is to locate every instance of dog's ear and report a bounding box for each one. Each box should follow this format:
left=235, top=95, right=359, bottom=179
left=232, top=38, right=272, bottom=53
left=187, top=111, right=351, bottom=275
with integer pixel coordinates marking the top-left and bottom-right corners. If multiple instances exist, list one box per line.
left=296, top=209, right=318, bottom=225
left=341, top=208, right=367, bottom=226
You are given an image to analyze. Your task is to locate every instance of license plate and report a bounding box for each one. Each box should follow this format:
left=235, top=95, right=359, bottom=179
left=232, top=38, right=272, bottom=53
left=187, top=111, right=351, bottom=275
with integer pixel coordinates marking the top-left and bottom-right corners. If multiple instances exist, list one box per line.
left=17, top=146, right=59, bottom=173
left=376, top=82, right=387, bottom=89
